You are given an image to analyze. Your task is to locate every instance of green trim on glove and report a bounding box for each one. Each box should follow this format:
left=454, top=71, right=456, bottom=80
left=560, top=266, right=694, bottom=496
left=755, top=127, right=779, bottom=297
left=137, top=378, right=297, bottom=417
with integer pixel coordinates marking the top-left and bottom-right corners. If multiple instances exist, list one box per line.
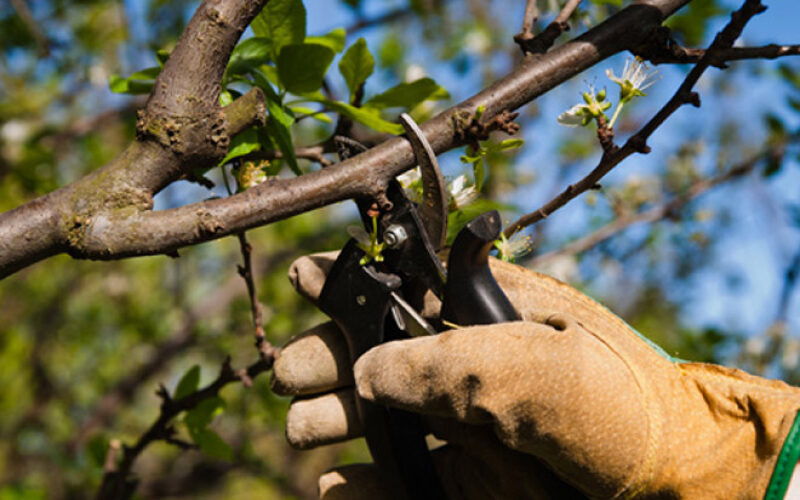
left=765, top=410, right=800, bottom=500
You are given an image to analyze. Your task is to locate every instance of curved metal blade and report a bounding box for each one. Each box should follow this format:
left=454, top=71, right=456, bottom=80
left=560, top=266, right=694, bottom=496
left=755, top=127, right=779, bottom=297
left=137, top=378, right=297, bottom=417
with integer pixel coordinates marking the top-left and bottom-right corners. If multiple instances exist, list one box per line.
left=399, top=113, right=447, bottom=252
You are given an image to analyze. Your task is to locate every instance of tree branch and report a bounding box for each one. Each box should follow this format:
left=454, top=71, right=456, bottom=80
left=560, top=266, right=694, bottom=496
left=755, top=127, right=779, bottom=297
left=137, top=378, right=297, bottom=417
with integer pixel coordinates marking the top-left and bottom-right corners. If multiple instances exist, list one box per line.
left=634, top=25, right=800, bottom=67
left=516, top=0, right=583, bottom=55
left=0, top=0, right=690, bottom=272
left=503, top=0, right=767, bottom=238
left=0, top=0, right=270, bottom=278
left=514, top=0, right=540, bottom=46
left=9, top=0, right=50, bottom=56
left=95, top=356, right=273, bottom=500
left=69, top=232, right=334, bottom=454
left=531, top=138, right=786, bottom=266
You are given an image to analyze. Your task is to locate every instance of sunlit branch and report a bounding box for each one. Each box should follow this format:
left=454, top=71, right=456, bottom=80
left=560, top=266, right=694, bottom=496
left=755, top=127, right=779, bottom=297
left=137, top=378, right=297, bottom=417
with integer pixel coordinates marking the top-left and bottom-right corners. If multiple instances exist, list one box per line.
left=503, top=0, right=768, bottom=238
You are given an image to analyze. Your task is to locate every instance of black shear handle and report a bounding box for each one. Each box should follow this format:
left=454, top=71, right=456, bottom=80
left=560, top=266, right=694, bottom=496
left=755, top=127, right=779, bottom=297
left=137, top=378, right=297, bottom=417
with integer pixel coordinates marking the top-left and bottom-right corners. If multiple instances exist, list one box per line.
left=318, top=241, right=447, bottom=500
left=441, top=210, right=521, bottom=326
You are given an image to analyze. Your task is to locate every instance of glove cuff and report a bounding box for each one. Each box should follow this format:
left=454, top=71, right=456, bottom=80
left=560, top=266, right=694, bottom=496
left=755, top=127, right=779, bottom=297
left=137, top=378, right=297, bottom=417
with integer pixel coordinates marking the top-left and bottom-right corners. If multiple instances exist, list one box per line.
left=765, top=410, right=800, bottom=500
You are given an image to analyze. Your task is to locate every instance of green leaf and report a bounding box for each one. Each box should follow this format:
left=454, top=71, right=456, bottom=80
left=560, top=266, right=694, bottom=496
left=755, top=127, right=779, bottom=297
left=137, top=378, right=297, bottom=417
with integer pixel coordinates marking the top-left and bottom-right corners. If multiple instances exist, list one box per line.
left=378, top=35, right=404, bottom=69
left=288, top=105, right=332, bottom=123
left=250, top=70, right=300, bottom=174
left=764, top=113, right=786, bottom=138
left=788, top=97, right=800, bottom=115
left=277, top=43, right=335, bottom=94
left=128, top=67, right=161, bottom=80
left=174, top=365, right=200, bottom=400
left=86, top=434, right=109, bottom=468
left=664, top=0, right=725, bottom=46
left=779, top=64, right=800, bottom=89
left=446, top=199, right=514, bottom=246
left=339, top=38, right=374, bottom=101
left=251, top=0, right=306, bottom=55
left=266, top=105, right=300, bottom=175
left=156, top=49, right=171, bottom=67
left=305, top=27, right=346, bottom=53
left=190, top=428, right=233, bottom=461
left=219, top=89, right=233, bottom=106
left=219, top=127, right=261, bottom=166
left=184, top=397, right=230, bottom=460
left=226, top=37, right=273, bottom=78
left=365, top=78, right=449, bottom=110
left=473, top=157, right=486, bottom=192
left=185, top=396, right=225, bottom=429
left=108, top=66, right=161, bottom=95
left=494, top=138, right=525, bottom=151
left=321, top=99, right=403, bottom=134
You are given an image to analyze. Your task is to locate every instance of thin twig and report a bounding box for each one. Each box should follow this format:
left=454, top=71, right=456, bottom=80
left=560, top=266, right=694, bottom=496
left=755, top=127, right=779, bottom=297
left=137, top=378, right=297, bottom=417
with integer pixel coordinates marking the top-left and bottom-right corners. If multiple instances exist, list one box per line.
left=346, top=6, right=415, bottom=36
left=246, top=145, right=332, bottom=167
left=637, top=36, right=800, bottom=67
left=9, top=0, right=49, bottom=56
left=531, top=140, right=784, bottom=266
left=504, top=0, right=767, bottom=238
left=516, top=0, right=583, bottom=54
left=514, top=0, right=540, bottom=45
left=69, top=229, right=339, bottom=454
left=94, top=357, right=273, bottom=500
left=236, top=232, right=276, bottom=362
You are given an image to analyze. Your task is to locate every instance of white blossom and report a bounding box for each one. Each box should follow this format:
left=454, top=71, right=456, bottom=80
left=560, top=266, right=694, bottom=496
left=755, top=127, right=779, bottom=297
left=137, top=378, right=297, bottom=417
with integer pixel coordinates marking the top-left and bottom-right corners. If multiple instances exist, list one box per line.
left=557, top=87, right=610, bottom=128
left=557, top=104, right=589, bottom=127
left=396, top=167, right=421, bottom=188
left=447, top=175, right=478, bottom=210
left=494, top=233, right=533, bottom=262
left=606, top=58, right=659, bottom=102
left=464, top=29, right=490, bottom=55
left=404, top=64, right=426, bottom=83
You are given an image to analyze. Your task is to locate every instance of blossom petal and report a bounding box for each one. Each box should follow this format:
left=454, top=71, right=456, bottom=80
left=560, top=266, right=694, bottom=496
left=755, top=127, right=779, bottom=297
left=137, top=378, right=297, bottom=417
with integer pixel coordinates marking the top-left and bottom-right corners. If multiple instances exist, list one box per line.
left=557, top=104, right=586, bottom=127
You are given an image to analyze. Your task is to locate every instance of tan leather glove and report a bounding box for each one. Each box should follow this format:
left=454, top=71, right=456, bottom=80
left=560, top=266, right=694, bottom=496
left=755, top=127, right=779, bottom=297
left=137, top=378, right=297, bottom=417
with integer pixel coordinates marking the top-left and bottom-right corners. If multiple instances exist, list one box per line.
left=273, top=252, right=800, bottom=499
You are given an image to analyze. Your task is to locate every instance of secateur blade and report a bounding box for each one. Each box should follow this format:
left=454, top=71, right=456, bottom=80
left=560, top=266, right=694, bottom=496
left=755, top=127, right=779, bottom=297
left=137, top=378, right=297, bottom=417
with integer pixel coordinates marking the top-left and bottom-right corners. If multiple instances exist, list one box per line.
left=399, top=113, right=447, bottom=252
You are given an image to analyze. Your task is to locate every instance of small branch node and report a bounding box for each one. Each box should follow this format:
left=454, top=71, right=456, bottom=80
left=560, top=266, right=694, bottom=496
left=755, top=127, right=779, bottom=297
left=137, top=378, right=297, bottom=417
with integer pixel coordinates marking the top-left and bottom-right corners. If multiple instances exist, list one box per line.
left=453, top=109, right=520, bottom=144
left=103, top=439, right=122, bottom=473
left=237, top=368, right=254, bottom=388
left=682, top=91, right=701, bottom=107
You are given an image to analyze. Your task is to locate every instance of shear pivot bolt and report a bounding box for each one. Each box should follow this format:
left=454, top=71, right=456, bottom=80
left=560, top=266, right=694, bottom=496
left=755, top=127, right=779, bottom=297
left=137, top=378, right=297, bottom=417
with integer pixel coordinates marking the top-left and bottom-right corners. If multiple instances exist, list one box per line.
left=356, top=295, right=367, bottom=306
left=383, top=225, right=408, bottom=249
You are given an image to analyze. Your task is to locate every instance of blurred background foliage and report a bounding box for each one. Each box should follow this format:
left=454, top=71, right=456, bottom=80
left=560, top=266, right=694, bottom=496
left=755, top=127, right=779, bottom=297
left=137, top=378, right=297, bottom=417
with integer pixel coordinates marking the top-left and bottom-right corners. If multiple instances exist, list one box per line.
left=1, top=0, right=799, bottom=498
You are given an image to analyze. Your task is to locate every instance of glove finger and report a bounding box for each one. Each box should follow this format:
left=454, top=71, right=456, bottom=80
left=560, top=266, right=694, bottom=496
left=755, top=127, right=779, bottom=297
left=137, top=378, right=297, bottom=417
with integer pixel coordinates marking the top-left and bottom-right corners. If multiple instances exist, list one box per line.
left=288, top=251, right=338, bottom=303
left=286, top=388, right=363, bottom=449
left=319, top=463, right=392, bottom=500
left=353, top=317, right=648, bottom=496
left=319, top=443, right=585, bottom=500
left=353, top=320, right=566, bottom=423
left=271, top=321, right=353, bottom=396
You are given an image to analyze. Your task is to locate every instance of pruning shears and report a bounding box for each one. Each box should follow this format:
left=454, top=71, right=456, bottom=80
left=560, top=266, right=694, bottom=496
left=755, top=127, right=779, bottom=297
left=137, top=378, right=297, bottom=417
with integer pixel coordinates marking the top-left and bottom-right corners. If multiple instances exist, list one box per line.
left=319, top=114, right=520, bottom=500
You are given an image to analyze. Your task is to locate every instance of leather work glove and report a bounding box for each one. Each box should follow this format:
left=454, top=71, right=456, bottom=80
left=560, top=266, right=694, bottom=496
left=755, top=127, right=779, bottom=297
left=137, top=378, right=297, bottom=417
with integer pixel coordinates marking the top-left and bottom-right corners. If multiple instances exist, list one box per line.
left=272, top=252, right=800, bottom=499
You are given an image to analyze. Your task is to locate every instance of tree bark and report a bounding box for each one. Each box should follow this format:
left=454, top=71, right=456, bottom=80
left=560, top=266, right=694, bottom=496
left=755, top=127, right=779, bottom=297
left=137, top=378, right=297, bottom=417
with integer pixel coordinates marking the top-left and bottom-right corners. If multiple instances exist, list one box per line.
left=0, top=0, right=689, bottom=278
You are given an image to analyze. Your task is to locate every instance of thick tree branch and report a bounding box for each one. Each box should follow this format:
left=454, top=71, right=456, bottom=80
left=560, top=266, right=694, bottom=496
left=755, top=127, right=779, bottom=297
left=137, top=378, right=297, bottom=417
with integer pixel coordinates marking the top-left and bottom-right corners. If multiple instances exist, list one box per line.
left=0, top=0, right=269, bottom=278
left=504, top=0, right=767, bottom=238
left=95, top=356, right=273, bottom=500
left=2, top=0, right=687, bottom=267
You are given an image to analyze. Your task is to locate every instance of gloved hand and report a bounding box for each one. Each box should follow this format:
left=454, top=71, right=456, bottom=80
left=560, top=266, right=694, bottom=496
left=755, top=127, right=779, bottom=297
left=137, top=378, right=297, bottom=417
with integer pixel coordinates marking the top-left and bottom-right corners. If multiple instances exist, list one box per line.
left=272, top=252, right=800, bottom=499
